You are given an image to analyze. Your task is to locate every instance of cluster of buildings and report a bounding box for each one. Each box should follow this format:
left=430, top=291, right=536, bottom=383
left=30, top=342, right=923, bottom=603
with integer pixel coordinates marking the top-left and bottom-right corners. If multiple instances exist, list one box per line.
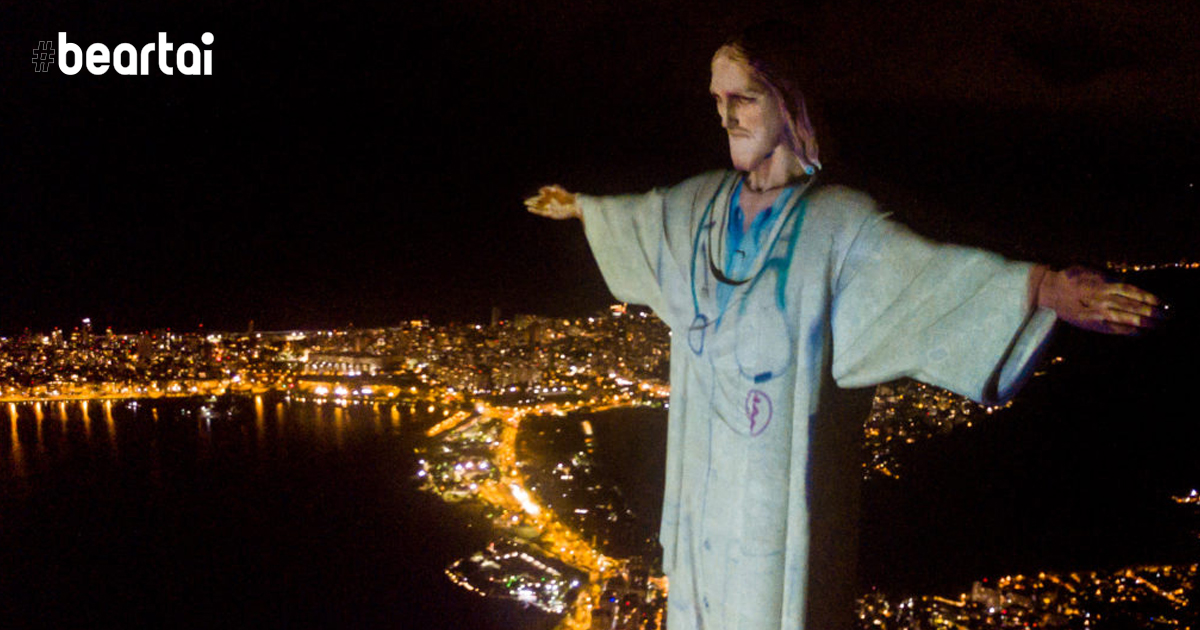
left=591, top=565, right=666, bottom=630
left=864, top=378, right=1008, bottom=480
left=422, top=306, right=670, bottom=403
left=858, top=564, right=1197, bottom=629
left=0, top=320, right=235, bottom=399
left=0, top=306, right=671, bottom=408
left=862, top=354, right=1072, bottom=480
left=445, top=541, right=587, bottom=615
left=517, top=416, right=657, bottom=561
left=295, top=305, right=671, bottom=405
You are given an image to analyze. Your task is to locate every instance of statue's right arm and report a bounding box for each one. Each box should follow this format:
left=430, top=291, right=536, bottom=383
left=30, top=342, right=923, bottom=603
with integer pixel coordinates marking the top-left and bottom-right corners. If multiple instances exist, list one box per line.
left=524, top=185, right=582, bottom=221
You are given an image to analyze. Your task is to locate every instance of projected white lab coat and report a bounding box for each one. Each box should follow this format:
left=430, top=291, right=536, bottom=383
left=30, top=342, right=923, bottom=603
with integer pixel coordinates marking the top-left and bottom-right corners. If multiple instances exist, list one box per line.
left=578, top=170, right=1056, bottom=630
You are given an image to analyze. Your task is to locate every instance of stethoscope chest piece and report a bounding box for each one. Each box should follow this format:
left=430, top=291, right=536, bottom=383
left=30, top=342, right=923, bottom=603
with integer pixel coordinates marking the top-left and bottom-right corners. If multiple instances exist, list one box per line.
left=688, top=313, right=708, bottom=355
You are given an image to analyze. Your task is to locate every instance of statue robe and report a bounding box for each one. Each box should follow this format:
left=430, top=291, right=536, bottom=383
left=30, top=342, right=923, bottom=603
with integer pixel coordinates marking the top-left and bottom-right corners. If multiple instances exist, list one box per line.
left=577, top=170, right=1056, bottom=630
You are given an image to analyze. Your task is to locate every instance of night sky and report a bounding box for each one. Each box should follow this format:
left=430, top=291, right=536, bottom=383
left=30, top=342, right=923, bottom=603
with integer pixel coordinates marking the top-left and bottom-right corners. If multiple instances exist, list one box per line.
left=3, top=0, right=1197, bottom=334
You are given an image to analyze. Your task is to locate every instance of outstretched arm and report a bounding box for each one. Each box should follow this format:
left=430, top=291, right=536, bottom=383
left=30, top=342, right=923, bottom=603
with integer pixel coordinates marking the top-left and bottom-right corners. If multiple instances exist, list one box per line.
left=523, top=181, right=669, bottom=315
left=1030, top=265, right=1166, bottom=335
left=524, top=185, right=582, bottom=221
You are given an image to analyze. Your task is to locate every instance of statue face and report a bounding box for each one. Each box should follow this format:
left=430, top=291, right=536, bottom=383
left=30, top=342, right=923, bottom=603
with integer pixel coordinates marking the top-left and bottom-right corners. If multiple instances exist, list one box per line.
left=709, top=54, right=790, bottom=173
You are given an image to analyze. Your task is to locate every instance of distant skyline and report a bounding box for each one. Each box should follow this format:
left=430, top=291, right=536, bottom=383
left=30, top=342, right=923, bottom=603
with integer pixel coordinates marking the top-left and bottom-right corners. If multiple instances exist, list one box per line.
left=3, top=0, right=1197, bottom=334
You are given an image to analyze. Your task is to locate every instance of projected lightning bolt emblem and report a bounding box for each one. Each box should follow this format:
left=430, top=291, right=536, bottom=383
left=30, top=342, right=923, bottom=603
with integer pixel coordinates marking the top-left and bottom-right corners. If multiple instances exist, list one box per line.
left=744, top=389, right=772, bottom=436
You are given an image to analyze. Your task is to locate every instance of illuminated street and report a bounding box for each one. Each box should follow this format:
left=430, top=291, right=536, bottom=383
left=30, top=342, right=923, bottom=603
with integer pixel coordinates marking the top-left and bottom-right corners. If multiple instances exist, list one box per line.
left=418, top=394, right=667, bottom=630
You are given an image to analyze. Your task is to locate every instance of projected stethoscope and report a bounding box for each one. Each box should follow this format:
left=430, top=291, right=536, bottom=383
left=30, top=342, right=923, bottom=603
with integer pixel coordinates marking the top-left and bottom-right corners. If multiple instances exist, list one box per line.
left=687, top=172, right=812, bottom=386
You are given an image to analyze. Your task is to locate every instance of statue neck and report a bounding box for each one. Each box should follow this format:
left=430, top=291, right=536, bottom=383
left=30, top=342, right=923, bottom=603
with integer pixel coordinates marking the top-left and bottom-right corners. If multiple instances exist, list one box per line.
left=744, top=146, right=806, bottom=193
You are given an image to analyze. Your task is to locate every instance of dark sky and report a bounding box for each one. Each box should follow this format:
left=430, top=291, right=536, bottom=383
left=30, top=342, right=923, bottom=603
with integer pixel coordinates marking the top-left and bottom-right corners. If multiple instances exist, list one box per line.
left=2, top=0, right=1197, bottom=334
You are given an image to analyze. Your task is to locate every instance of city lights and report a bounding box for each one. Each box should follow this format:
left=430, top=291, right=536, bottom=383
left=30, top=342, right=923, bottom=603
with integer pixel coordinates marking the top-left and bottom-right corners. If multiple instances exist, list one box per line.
left=0, top=289, right=1194, bottom=630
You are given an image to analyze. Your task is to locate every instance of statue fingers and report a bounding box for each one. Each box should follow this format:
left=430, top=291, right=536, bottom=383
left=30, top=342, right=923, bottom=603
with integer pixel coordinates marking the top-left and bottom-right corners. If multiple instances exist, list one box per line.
left=1091, top=300, right=1156, bottom=333
left=1108, top=282, right=1162, bottom=309
left=1108, top=294, right=1167, bottom=326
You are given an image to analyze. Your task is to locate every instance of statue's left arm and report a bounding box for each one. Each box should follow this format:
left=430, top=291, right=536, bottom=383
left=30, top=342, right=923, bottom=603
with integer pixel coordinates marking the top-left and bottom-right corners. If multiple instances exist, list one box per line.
left=826, top=189, right=1163, bottom=405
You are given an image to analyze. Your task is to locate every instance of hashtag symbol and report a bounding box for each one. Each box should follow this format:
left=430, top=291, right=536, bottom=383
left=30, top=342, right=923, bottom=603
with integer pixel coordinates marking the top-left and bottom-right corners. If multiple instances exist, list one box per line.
left=32, top=41, right=55, bottom=73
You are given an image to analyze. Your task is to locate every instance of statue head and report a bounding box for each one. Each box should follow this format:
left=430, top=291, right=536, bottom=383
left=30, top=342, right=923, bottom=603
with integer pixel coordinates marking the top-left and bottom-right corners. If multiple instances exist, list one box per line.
left=712, top=21, right=821, bottom=175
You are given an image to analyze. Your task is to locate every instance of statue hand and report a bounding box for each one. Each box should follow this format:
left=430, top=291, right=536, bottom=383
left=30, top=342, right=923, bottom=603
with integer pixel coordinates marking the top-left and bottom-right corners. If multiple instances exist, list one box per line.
left=524, top=185, right=582, bottom=221
left=1037, top=266, right=1167, bottom=335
